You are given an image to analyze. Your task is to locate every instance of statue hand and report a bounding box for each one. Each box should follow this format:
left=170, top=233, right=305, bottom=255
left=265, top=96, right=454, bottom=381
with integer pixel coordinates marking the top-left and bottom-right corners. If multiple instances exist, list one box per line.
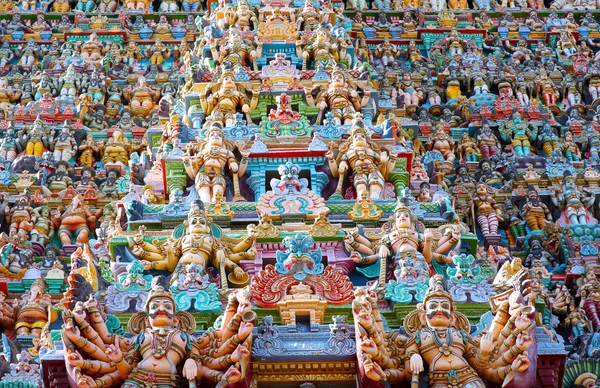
left=380, top=151, right=389, bottom=164
left=73, top=305, right=87, bottom=322
left=222, top=366, right=242, bottom=384
left=363, top=355, right=385, bottom=382
left=409, top=353, right=424, bottom=374
left=510, top=352, right=530, bottom=373
left=84, top=295, right=98, bottom=310
left=182, top=358, right=198, bottom=381
left=479, top=332, right=495, bottom=354
left=105, top=336, right=123, bottom=363
left=360, top=337, right=377, bottom=356
left=140, top=260, right=153, bottom=271
left=516, top=333, right=533, bottom=351
left=76, top=373, right=98, bottom=388
left=451, top=229, right=462, bottom=240
left=66, top=350, right=84, bottom=368
left=238, top=321, right=253, bottom=339
left=64, top=319, right=81, bottom=342
left=423, top=228, right=433, bottom=241
left=378, top=245, right=389, bottom=259
left=350, top=90, right=358, bottom=98
left=515, top=315, right=531, bottom=331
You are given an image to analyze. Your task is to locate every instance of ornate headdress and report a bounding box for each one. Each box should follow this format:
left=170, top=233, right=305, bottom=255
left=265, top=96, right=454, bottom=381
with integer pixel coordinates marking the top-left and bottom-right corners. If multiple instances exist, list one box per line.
left=31, top=278, right=46, bottom=294
left=394, top=197, right=413, bottom=215
left=422, top=275, right=453, bottom=307
left=145, top=276, right=176, bottom=312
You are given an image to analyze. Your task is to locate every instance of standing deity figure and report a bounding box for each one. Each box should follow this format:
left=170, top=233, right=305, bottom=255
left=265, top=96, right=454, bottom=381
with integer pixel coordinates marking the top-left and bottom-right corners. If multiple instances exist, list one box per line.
left=378, top=199, right=459, bottom=277
left=538, top=123, right=561, bottom=158
left=456, top=132, right=482, bottom=162
left=62, top=278, right=253, bottom=388
left=31, top=205, right=54, bottom=244
left=538, top=71, right=560, bottom=106
left=551, top=172, right=596, bottom=225
left=499, top=112, right=538, bottom=156
left=305, top=70, right=371, bottom=125
left=477, top=124, right=501, bottom=159
left=562, top=131, right=582, bottom=161
left=581, top=125, right=600, bottom=161
left=521, top=188, right=552, bottom=230
left=354, top=276, right=533, bottom=386
left=53, top=121, right=78, bottom=162
left=327, top=118, right=396, bottom=200
left=470, top=183, right=504, bottom=237
left=14, top=279, right=51, bottom=338
left=183, top=123, right=247, bottom=204
left=199, top=70, right=259, bottom=126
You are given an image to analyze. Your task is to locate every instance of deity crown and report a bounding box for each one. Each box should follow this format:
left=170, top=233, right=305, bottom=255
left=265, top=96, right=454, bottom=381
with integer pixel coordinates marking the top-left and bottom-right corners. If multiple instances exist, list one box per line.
left=423, top=275, right=454, bottom=307
left=145, top=276, right=176, bottom=312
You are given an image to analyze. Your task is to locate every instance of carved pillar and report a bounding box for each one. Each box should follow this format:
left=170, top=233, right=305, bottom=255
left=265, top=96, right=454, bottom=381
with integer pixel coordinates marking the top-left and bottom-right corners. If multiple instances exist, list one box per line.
left=247, top=169, right=266, bottom=202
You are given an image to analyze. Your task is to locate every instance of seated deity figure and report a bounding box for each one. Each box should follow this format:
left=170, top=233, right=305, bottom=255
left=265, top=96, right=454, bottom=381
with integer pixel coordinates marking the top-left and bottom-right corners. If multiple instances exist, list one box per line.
left=128, top=201, right=258, bottom=286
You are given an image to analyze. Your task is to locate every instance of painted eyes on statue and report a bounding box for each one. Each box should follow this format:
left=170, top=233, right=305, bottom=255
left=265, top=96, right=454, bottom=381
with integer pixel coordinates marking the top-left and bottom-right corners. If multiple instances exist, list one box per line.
left=428, top=302, right=450, bottom=310
left=396, top=211, right=410, bottom=219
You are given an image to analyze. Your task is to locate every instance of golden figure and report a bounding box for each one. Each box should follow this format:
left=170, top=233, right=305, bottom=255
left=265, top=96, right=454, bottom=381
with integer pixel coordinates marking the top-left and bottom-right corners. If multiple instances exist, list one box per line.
left=327, top=118, right=396, bottom=200
left=199, top=70, right=260, bottom=126
left=128, top=201, right=258, bottom=287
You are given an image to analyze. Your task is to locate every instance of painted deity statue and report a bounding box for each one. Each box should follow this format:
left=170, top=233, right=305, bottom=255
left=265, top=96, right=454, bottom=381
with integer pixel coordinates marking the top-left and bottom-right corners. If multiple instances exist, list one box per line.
left=183, top=123, right=247, bottom=204
left=427, top=126, right=456, bottom=175
left=551, top=173, right=596, bottom=225
left=470, top=183, right=504, bottom=238
left=354, top=275, right=533, bottom=386
left=51, top=194, right=102, bottom=245
left=344, top=198, right=460, bottom=279
left=14, top=279, right=51, bottom=338
left=327, top=118, right=396, bottom=200
left=499, top=112, right=538, bottom=156
left=128, top=201, right=258, bottom=286
left=62, top=278, right=253, bottom=387
left=305, top=70, right=371, bottom=125
left=199, top=70, right=259, bottom=126
left=521, top=188, right=552, bottom=231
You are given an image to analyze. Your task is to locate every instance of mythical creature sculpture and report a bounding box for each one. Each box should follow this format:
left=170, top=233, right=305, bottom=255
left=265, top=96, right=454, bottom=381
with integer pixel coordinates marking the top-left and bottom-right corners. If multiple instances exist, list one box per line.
left=354, top=275, right=533, bottom=386
left=62, top=277, right=253, bottom=387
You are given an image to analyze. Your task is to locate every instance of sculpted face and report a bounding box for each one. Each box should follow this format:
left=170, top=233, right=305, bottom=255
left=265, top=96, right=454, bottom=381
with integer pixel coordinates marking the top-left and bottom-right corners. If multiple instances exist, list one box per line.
left=395, top=209, right=411, bottom=229
left=332, top=72, right=345, bottom=87
left=425, top=296, right=452, bottom=327
left=352, top=131, right=366, bottom=147
left=148, top=297, right=176, bottom=327
left=188, top=214, right=210, bottom=234
left=208, top=129, right=224, bottom=146
left=476, top=183, right=487, bottom=196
